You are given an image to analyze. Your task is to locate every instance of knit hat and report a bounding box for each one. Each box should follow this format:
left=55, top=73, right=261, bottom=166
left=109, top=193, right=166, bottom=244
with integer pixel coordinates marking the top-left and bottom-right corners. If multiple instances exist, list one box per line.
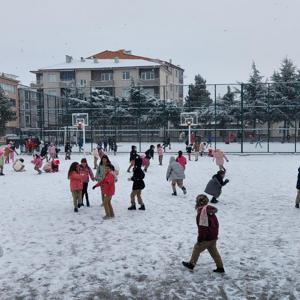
left=196, top=194, right=209, bottom=207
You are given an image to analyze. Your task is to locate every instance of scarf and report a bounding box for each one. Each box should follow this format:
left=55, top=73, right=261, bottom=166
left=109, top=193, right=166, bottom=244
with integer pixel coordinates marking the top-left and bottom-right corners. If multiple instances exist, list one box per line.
left=199, top=205, right=209, bottom=227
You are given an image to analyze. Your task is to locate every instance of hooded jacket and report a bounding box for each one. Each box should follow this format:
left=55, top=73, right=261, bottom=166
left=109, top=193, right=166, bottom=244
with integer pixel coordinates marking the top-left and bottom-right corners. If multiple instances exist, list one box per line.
left=166, top=157, right=185, bottom=181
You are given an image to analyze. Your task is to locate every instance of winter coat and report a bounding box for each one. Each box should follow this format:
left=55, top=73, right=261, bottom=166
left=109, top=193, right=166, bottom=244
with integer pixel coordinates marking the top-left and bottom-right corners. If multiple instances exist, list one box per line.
left=213, top=150, right=228, bottom=166
left=196, top=205, right=219, bottom=242
left=79, top=164, right=95, bottom=183
left=40, top=146, right=48, bottom=157
left=13, top=159, right=25, bottom=172
left=95, top=164, right=105, bottom=181
left=297, top=168, right=300, bottom=189
left=157, top=147, right=164, bottom=156
left=145, top=148, right=154, bottom=160
left=204, top=174, right=228, bottom=198
left=176, top=156, right=187, bottom=169
left=186, top=145, right=192, bottom=154
left=166, top=157, right=185, bottom=181
left=129, top=150, right=138, bottom=161
left=131, top=167, right=145, bottom=190
left=31, top=157, right=42, bottom=168
left=65, top=144, right=72, bottom=153
left=94, top=171, right=115, bottom=197
left=69, top=171, right=83, bottom=192
left=48, top=145, right=56, bottom=156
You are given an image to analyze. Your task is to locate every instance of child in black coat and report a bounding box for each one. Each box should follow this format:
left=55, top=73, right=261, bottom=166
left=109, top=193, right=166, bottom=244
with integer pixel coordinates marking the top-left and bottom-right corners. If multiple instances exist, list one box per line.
left=128, top=157, right=146, bottom=210
left=295, top=167, right=300, bottom=208
left=127, top=145, right=138, bottom=173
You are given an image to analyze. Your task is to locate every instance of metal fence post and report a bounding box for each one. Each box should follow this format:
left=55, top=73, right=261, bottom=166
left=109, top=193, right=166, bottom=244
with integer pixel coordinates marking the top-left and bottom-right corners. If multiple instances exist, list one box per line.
left=138, top=87, right=141, bottom=153
left=241, top=84, right=244, bottom=153
left=267, top=83, right=270, bottom=153
left=214, top=84, right=217, bottom=150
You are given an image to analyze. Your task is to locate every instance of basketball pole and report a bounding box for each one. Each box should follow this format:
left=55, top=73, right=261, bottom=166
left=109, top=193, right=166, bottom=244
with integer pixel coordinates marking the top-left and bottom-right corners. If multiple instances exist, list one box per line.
left=187, top=121, right=192, bottom=145
left=82, top=123, right=86, bottom=157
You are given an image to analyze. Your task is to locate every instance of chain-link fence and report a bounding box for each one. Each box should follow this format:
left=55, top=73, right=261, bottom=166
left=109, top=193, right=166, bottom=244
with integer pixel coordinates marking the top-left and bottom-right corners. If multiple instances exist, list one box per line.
left=14, top=82, right=300, bottom=153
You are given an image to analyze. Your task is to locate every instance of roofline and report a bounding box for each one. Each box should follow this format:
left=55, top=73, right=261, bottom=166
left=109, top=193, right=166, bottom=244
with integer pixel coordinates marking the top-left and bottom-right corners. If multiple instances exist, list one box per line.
left=0, top=75, right=19, bottom=83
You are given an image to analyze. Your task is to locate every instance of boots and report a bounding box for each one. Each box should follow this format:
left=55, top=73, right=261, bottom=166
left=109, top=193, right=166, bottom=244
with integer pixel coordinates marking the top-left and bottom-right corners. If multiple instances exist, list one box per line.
left=182, top=261, right=194, bottom=270
left=128, top=204, right=136, bottom=210
left=172, top=191, right=177, bottom=196
left=213, top=267, right=225, bottom=273
left=74, top=207, right=78, bottom=213
left=182, top=187, right=187, bottom=195
left=296, top=203, right=299, bottom=208
left=139, top=204, right=145, bottom=210
left=210, top=197, right=218, bottom=203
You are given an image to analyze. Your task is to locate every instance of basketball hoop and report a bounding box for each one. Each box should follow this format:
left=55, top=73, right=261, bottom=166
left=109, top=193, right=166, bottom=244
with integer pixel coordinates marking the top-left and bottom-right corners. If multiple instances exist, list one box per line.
left=72, top=113, right=89, bottom=156
left=180, top=112, right=198, bottom=145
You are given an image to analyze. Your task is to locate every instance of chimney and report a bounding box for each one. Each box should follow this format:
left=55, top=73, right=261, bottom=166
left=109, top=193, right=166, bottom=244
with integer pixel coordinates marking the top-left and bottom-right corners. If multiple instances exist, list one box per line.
left=80, top=57, right=85, bottom=62
left=65, top=55, right=73, bottom=63
left=93, top=57, right=98, bottom=63
left=124, top=50, right=132, bottom=55
left=114, top=57, right=119, bottom=63
left=169, top=59, right=172, bottom=64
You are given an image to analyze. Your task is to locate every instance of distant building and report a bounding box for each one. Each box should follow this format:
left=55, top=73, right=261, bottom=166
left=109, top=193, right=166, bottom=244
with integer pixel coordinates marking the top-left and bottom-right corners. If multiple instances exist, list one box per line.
left=0, top=73, right=19, bottom=134
left=31, top=49, right=184, bottom=104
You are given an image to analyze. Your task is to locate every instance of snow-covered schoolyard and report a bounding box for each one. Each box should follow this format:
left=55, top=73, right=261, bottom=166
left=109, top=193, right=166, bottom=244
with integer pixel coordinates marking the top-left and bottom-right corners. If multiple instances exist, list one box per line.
left=1, top=152, right=300, bottom=299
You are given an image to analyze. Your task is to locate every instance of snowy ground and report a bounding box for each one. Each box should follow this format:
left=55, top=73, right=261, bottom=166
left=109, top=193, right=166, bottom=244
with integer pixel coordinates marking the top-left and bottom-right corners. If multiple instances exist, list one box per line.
left=1, top=152, right=300, bottom=299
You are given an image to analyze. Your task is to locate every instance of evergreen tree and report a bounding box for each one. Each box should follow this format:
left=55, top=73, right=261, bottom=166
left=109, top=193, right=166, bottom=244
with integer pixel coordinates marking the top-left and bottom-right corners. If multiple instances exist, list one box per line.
left=0, top=88, right=16, bottom=136
left=243, top=63, right=268, bottom=129
left=270, top=57, right=300, bottom=139
left=185, top=75, right=212, bottom=111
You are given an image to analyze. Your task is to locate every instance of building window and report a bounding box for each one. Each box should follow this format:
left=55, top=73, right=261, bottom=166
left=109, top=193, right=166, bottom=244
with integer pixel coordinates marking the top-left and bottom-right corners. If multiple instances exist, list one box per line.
left=122, top=88, right=130, bottom=98
left=0, top=82, right=16, bottom=93
left=141, top=71, right=154, bottom=80
left=10, top=99, right=16, bottom=107
left=47, top=89, right=58, bottom=96
left=79, top=79, right=87, bottom=87
left=25, top=102, right=29, bottom=109
left=60, top=71, right=75, bottom=81
left=175, top=70, right=178, bottom=77
left=48, top=73, right=57, bottom=83
left=25, top=115, right=31, bottom=127
left=122, top=71, right=130, bottom=80
left=101, top=73, right=113, bottom=81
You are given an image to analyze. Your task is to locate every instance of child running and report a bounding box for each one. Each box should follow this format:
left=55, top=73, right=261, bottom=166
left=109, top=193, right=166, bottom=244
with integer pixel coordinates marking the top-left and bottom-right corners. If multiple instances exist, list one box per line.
left=182, top=194, right=225, bottom=273
left=213, top=149, right=229, bottom=171
left=144, top=145, right=155, bottom=172
left=128, top=157, right=146, bottom=210
left=93, top=163, right=116, bottom=219
left=157, top=144, right=164, bottom=166
left=204, top=170, right=229, bottom=203
left=31, top=154, right=43, bottom=174
left=68, top=162, right=84, bottom=212
left=127, top=145, right=138, bottom=173
left=79, top=158, right=95, bottom=207
left=166, top=156, right=187, bottom=196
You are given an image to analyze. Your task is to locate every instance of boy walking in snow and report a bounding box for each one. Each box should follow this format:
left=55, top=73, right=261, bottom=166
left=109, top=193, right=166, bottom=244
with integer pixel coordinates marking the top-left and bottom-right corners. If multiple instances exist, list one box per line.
left=182, top=194, right=225, bottom=273
left=128, top=157, right=146, bottom=210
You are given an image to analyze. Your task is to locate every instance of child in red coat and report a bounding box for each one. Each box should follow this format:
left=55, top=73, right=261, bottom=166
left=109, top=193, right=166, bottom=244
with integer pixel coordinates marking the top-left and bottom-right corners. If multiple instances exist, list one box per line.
left=68, top=162, right=84, bottom=212
left=93, top=164, right=115, bottom=219
left=182, top=194, right=224, bottom=273
left=31, top=154, right=43, bottom=174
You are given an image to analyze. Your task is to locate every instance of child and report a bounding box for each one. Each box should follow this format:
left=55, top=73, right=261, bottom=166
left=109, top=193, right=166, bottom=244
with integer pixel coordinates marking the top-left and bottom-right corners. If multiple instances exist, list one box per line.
left=128, top=157, right=145, bottom=210
left=43, top=161, right=52, bottom=173
left=31, top=154, right=43, bottom=174
left=127, top=145, right=137, bottom=172
left=51, top=158, right=60, bottom=172
left=13, top=158, right=25, bottom=172
left=295, top=167, right=300, bottom=208
left=68, top=162, right=84, bottom=212
left=213, top=149, right=229, bottom=171
left=0, top=149, right=5, bottom=175
left=166, top=156, right=187, bottom=196
left=176, top=151, right=187, bottom=169
left=40, top=143, right=49, bottom=162
left=199, top=142, right=206, bottom=157
left=92, top=147, right=100, bottom=169
left=194, top=142, right=200, bottom=161
left=182, top=194, right=225, bottom=273
left=186, top=144, right=193, bottom=161
left=79, top=158, right=95, bottom=207
left=9, top=141, right=18, bottom=162
left=65, top=142, right=72, bottom=160
left=48, top=143, right=56, bottom=160
left=204, top=170, right=229, bottom=203
left=4, top=145, right=11, bottom=164
left=157, top=144, right=164, bottom=166
left=93, top=164, right=116, bottom=219
left=95, top=155, right=111, bottom=206
left=144, top=145, right=155, bottom=172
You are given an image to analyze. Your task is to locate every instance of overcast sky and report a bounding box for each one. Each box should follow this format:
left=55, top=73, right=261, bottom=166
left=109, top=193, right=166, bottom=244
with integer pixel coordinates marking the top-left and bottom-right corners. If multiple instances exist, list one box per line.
left=1, top=0, right=300, bottom=86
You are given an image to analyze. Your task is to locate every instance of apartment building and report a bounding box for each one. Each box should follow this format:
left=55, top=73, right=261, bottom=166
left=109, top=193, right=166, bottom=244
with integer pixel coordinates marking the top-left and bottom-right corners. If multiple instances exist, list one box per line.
left=31, top=49, right=184, bottom=104
left=0, top=73, right=19, bottom=134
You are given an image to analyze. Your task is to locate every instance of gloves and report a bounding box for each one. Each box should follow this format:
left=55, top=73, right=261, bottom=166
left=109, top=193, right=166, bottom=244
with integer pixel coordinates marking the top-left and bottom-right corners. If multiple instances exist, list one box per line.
left=225, top=179, right=229, bottom=184
left=92, top=185, right=96, bottom=190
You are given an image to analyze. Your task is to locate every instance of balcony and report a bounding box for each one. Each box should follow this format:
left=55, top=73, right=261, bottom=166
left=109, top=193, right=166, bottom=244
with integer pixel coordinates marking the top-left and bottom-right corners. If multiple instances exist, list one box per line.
left=138, top=78, right=160, bottom=87
left=30, top=82, right=43, bottom=88
left=90, top=80, right=115, bottom=87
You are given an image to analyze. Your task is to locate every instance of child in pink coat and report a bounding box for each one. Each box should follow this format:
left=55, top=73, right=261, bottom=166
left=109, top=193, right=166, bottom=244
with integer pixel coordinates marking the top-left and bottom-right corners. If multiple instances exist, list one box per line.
left=31, top=154, right=43, bottom=174
left=48, top=143, right=56, bottom=159
left=157, top=144, right=164, bottom=166
left=213, top=149, right=229, bottom=171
